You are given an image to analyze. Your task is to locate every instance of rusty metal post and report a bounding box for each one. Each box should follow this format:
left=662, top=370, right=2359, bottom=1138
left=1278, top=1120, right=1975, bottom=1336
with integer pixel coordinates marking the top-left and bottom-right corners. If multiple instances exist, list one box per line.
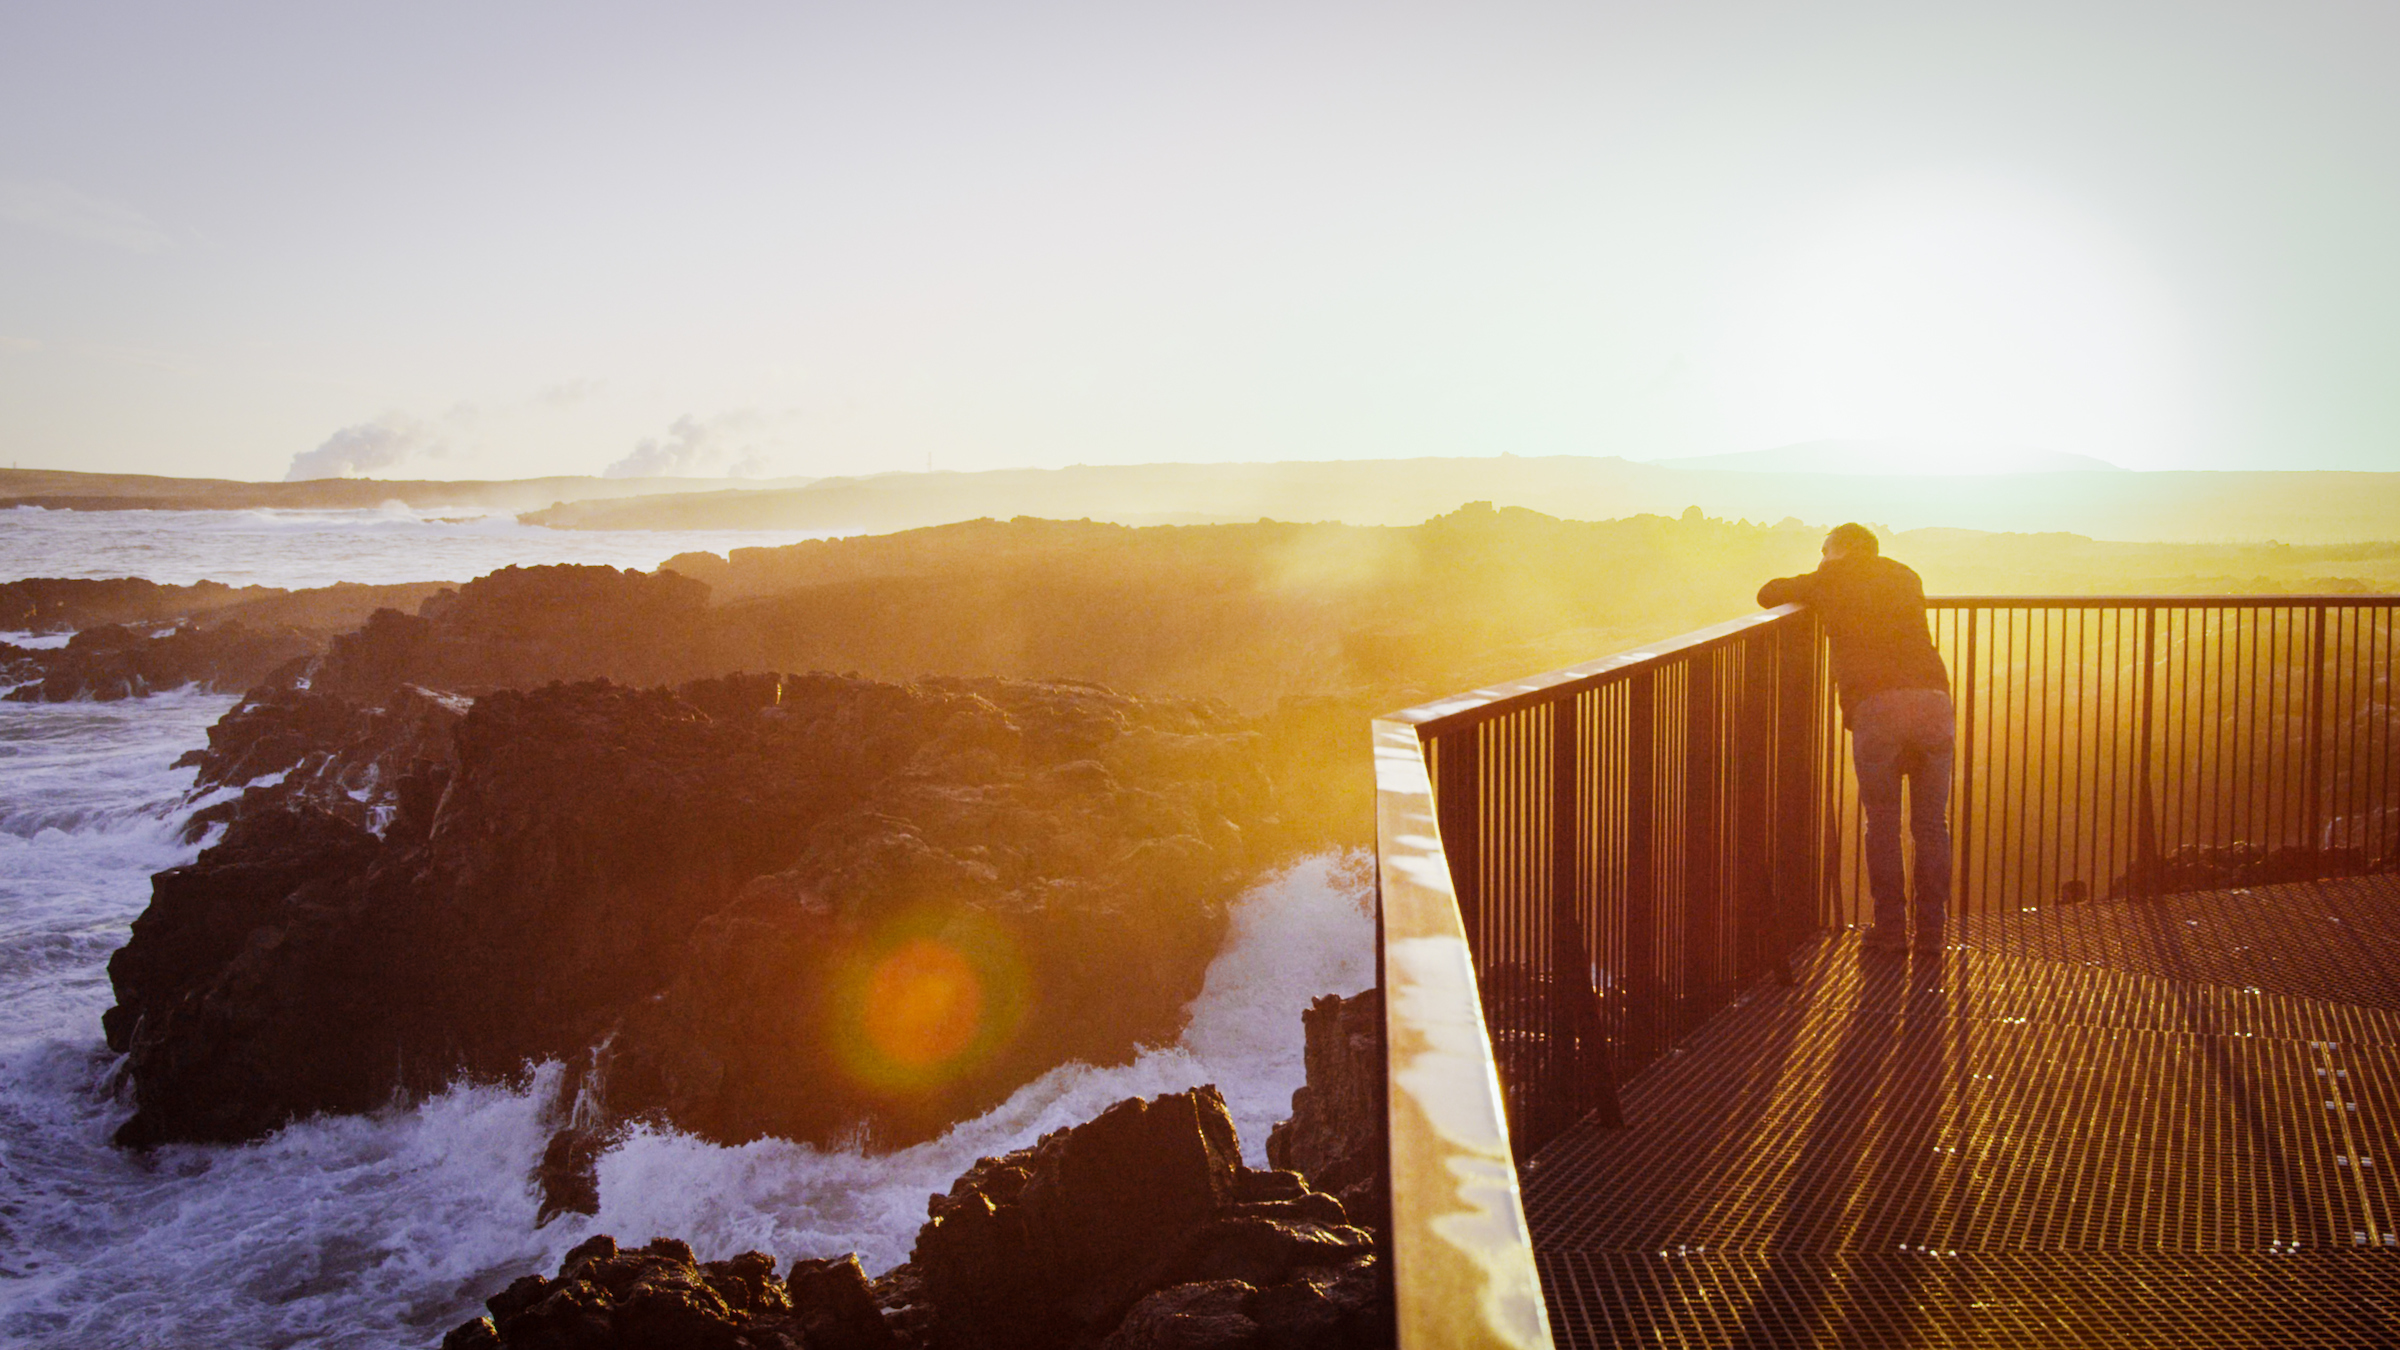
left=2135, top=607, right=2160, bottom=897
left=1734, top=630, right=1776, bottom=984
left=1624, top=671, right=1658, bottom=1060
left=1957, top=608, right=1979, bottom=919
left=1683, top=647, right=1721, bottom=1022
left=1434, top=727, right=1483, bottom=939
left=1549, top=691, right=1621, bottom=1133
left=1772, top=614, right=1821, bottom=977
left=2305, top=603, right=2328, bottom=851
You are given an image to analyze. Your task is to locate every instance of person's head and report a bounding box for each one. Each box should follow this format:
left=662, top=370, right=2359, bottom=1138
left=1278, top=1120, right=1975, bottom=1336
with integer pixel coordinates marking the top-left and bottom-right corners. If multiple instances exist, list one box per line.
left=1822, top=522, right=1879, bottom=563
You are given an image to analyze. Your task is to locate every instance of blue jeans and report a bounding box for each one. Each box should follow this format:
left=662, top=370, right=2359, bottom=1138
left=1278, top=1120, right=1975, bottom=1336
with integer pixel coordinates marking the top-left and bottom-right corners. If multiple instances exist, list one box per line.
left=1851, top=689, right=1955, bottom=934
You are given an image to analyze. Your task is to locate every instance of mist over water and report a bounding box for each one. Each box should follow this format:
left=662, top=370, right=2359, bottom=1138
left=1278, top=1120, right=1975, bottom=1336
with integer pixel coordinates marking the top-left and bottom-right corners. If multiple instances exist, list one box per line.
left=0, top=504, right=826, bottom=588
left=0, top=681, right=1373, bottom=1347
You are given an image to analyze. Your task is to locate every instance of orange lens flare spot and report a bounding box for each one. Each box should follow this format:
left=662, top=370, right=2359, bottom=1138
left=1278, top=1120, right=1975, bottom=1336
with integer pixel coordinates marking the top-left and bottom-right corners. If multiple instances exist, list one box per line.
left=861, top=938, right=985, bottom=1072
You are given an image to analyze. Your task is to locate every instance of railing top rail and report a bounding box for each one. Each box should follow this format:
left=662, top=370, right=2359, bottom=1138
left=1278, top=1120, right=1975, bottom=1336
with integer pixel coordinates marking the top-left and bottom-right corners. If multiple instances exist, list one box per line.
left=1385, top=592, right=2400, bottom=738
left=1372, top=715, right=1555, bottom=1349
left=1384, top=604, right=1805, bottom=739
left=1927, top=594, right=2400, bottom=609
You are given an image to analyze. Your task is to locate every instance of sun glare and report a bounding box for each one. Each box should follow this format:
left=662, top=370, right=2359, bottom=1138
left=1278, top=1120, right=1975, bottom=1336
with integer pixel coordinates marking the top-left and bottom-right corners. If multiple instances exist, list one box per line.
left=832, top=908, right=1031, bottom=1096
left=863, top=938, right=985, bottom=1072
left=1716, top=174, right=2191, bottom=470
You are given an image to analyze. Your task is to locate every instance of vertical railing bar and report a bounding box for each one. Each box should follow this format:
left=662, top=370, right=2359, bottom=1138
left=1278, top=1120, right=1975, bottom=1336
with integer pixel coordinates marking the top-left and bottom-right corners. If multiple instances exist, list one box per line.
left=1955, top=607, right=1975, bottom=919
left=2072, top=605, right=2092, bottom=905
left=1684, top=647, right=1720, bottom=1032
left=2306, top=602, right=2328, bottom=851
left=1625, top=669, right=1655, bottom=1063
left=2136, top=606, right=2159, bottom=896
left=2012, top=607, right=2031, bottom=910
left=2102, top=606, right=2121, bottom=901
left=1978, top=607, right=1997, bottom=916
left=2041, top=606, right=2060, bottom=909
left=2064, top=605, right=2077, bottom=906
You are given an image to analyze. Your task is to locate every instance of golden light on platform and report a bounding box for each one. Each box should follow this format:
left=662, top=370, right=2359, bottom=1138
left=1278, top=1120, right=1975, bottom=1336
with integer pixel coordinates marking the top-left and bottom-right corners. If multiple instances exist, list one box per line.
left=832, top=907, right=1030, bottom=1096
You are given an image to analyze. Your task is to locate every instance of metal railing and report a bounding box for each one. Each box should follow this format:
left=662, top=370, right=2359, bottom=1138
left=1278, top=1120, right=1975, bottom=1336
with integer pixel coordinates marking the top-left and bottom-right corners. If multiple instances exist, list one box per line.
left=1373, top=594, right=2400, bottom=1350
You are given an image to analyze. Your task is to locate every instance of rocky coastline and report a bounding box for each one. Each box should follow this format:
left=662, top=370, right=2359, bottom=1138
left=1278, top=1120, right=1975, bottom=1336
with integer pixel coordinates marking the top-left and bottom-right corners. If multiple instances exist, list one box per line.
left=445, top=1030, right=1387, bottom=1350
left=44, top=555, right=1396, bottom=1347
left=109, top=662, right=1272, bottom=1155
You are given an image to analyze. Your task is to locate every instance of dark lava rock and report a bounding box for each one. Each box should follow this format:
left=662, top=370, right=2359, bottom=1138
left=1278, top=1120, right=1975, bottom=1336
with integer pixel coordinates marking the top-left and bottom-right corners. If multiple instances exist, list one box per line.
left=447, top=1085, right=1384, bottom=1350
left=1101, top=1259, right=1384, bottom=1350
left=440, top=1235, right=895, bottom=1350
left=909, top=1085, right=1380, bottom=1350
left=2107, top=841, right=2373, bottom=899
left=108, top=670, right=1269, bottom=1152
left=600, top=682, right=1267, bottom=1147
left=174, top=680, right=470, bottom=837
left=1, top=620, right=319, bottom=702
left=1100, top=1282, right=1259, bottom=1350
left=315, top=563, right=717, bottom=701
left=535, top=1124, right=609, bottom=1227
left=0, top=576, right=270, bottom=633
left=1265, top=992, right=1385, bottom=1232
left=167, top=562, right=726, bottom=825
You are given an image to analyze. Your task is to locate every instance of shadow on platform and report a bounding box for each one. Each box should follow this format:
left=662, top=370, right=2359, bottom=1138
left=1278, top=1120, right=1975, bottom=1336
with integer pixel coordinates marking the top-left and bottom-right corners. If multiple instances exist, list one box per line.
left=1522, top=874, right=2400, bottom=1348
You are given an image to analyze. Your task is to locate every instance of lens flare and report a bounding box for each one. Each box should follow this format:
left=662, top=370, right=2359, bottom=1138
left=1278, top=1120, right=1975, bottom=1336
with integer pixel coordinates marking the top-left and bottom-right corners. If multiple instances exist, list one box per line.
left=832, top=908, right=1031, bottom=1096
left=863, top=938, right=984, bottom=1072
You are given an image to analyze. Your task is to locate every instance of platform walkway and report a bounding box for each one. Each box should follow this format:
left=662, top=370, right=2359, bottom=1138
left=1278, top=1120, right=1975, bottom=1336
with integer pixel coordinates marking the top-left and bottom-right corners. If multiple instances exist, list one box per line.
left=1521, top=874, right=2400, bottom=1348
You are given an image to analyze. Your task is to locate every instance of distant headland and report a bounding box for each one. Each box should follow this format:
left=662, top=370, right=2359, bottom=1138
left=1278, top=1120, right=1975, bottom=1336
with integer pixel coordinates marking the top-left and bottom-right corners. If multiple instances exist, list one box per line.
left=12, top=455, right=2400, bottom=543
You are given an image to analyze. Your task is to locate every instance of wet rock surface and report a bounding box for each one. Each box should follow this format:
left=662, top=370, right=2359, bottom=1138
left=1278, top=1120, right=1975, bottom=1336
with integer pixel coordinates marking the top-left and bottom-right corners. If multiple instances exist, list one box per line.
left=0, top=577, right=274, bottom=632
left=2104, top=841, right=2400, bottom=900
left=1, top=620, right=320, bottom=702
left=439, top=1236, right=898, bottom=1350
left=164, top=563, right=728, bottom=825
left=1265, top=992, right=1385, bottom=1233
left=174, top=679, right=469, bottom=837
left=108, top=669, right=1270, bottom=1151
left=445, top=1087, right=1387, bottom=1350
left=314, top=563, right=719, bottom=700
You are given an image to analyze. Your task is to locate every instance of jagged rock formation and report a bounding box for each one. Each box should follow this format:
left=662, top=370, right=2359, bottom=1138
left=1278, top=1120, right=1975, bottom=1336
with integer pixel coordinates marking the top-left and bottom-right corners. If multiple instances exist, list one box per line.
left=444, top=1086, right=1386, bottom=1350
left=107, top=669, right=1270, bottom=1152
left=2104, top=841, right=2400, bottom=901
left=911, top=1086, right=1379, bottom=1350
left=0, top=577, right=279, bottom=632
left=0, top=574, right=446, bottom=640
left=2, top=620, right=319, bottom=702
left=1265, top=992, right=1385, bottom=1233
left=439, top=1237, right=898, bottom=1350
left=314, top=565, right=718, bottom=697
left=174, top=679, right=469, bottom=838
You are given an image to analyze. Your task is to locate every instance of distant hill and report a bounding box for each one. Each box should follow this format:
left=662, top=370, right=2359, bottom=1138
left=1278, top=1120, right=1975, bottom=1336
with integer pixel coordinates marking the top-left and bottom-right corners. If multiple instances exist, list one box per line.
left=14, top=456, right=2400, bottom=544
left=0, top=467, right=814, bottom=514
left=518, top=455, right=2400, bottom=545
left=1652, top=440, right=2123, bottom=475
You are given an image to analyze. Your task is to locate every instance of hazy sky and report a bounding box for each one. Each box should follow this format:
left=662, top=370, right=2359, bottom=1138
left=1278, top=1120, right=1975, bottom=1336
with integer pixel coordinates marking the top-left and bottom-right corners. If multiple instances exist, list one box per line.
left=3, top=2, right=2396, bottom=482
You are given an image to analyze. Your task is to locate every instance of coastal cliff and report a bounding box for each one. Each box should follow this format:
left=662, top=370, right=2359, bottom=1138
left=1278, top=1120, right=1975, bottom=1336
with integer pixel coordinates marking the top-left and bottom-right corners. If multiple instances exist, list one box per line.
left=108, top=667, right=1269, bottom=1152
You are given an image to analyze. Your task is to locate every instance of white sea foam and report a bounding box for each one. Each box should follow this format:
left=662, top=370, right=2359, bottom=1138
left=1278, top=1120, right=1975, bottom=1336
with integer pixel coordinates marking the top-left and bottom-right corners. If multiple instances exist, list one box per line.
left=572, top=852, right=1374, bottom=1276
left=0, top=677, right=1375, bottom=1347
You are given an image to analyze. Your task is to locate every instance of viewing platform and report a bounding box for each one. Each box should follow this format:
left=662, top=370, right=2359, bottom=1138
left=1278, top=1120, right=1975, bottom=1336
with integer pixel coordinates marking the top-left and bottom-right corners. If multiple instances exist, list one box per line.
left=1374, top=597, right=2400, bottom=1348
left=1527, top=875, right=2400, bottom=1346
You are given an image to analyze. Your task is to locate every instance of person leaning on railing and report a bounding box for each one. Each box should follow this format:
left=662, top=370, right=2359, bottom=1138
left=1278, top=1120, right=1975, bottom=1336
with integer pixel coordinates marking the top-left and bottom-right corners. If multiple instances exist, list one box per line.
left=1758, top=522, right=1955, bottom=952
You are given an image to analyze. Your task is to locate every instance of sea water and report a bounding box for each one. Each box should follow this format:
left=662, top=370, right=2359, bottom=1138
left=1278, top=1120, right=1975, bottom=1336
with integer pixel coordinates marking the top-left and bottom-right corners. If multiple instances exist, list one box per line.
left=0, top=503, right=830, bottom=589
left=0, top=511, right=1376, bottom=1348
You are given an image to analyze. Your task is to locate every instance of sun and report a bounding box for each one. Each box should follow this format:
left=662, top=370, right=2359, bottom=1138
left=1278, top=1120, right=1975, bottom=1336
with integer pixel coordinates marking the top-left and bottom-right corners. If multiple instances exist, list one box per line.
left=1713, top=172, right=2193, bottom=470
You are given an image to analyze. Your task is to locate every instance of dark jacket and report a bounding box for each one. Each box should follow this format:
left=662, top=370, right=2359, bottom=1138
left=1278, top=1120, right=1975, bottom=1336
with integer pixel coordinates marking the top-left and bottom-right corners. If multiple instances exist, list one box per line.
left=1758, top=554, right=1950, bottom=720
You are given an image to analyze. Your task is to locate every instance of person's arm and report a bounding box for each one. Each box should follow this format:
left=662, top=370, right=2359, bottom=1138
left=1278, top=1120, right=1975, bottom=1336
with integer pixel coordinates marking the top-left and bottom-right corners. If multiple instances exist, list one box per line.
left=1757, top=570, right=1820, bottom=609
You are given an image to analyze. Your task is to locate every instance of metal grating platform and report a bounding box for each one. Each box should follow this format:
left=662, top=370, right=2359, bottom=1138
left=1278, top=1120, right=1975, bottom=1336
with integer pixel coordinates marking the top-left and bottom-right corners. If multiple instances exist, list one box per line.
left=1521, top=875, right=2400, bottom=1347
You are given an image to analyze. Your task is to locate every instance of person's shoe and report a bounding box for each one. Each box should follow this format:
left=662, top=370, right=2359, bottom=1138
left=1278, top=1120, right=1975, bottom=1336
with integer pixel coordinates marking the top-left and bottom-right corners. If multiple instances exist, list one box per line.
left=1861, top=925, right=1908, bottom=952
left=1913, top=925, right=1947, bottom=951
